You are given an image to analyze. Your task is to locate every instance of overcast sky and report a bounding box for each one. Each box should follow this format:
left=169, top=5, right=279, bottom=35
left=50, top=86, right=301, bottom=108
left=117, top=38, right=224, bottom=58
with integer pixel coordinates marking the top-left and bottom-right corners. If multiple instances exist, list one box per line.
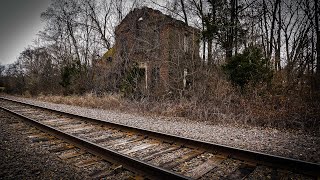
left=0, top=0, right=51, bottom=65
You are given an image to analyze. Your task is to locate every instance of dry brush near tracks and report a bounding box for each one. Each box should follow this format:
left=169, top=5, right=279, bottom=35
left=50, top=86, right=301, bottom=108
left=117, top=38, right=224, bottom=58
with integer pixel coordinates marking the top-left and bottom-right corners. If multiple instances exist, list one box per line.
left=31, top=90, right=320, bottom=136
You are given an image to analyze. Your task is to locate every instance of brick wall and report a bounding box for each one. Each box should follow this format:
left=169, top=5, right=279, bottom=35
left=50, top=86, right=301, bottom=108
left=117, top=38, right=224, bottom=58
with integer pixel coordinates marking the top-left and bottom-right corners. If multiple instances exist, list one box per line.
left=113, top=7, right=201, bottom=96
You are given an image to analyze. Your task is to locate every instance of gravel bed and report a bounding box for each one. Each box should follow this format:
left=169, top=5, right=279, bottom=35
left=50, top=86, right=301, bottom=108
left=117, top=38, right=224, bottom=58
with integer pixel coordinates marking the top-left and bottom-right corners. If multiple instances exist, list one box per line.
left=3, top=95, right=320, bottom=163
left=104, top=170, right=135, bottom=180
left=148, top=147, right=191, bottom=166
left=65, top=153, right=95, bottom=164
left=82, top=160, right=112, bottom=175
left=0, top=109, right=88, bottom=179
left=199, top=159, right=241, bottom=179
left=173, top=152, right=215, bottom=173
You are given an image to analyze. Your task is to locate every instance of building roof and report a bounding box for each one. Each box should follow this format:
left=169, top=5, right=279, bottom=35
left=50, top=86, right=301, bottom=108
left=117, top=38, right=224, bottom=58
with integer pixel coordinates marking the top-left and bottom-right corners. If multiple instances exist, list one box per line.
left=115, top=7, right=200, bottom=34
left=102, top=47, right=115, bottom=59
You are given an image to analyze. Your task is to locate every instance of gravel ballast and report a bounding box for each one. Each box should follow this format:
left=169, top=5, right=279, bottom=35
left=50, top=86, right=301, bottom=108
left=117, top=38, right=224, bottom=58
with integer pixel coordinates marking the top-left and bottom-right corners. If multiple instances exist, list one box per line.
left=0, top=109, right=88, bottom=179
left=3, top=95, right=320, bottom=164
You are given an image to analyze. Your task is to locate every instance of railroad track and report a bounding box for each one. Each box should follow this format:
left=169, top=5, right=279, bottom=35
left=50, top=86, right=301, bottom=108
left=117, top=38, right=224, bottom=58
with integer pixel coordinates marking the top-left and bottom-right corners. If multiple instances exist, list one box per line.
left=1, top=111, right=136, bottom=179
left=0, top=96, right=319, bottom=179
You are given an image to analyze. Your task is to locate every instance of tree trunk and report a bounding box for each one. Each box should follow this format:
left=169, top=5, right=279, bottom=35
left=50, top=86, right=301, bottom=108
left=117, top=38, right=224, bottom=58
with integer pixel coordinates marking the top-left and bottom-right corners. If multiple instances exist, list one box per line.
left=203, top=39, right=206, bottom=65
left=226, top=0, right=236, bottom=61
left=87, top=1, right=111, bottom=49
left=268, top=0, right=280, bottom=61
left=208, top=39, right=213, bottom=65
left=311, top=29, right=315, bottom=76
left=180, top=0, right=188, bottom=25
left=275, top=0, right=281, bottom=71
left=315, top=0, right=320, bottom=90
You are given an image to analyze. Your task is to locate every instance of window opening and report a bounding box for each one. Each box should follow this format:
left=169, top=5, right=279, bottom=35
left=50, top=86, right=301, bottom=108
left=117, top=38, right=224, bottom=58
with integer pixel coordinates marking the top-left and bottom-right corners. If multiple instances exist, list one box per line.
left=183, top=34, right=188, bottom=52
left=138, top=62, right=148, bottom=90
left=152, top=66, right=160, bottom=87
left=183, top=68, right=187, bottom=88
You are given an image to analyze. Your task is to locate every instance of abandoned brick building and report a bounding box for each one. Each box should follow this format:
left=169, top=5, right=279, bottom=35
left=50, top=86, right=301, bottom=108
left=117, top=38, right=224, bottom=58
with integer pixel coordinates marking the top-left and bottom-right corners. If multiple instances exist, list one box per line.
left=100, top=7, right=200, bottom=96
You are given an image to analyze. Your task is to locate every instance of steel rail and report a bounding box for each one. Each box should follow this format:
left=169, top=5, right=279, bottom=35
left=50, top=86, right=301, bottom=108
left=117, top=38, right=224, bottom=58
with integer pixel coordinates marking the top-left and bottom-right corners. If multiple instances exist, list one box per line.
left=0, top=96, right=319, bottom=177
left=0, top=105, right=191, bottom=180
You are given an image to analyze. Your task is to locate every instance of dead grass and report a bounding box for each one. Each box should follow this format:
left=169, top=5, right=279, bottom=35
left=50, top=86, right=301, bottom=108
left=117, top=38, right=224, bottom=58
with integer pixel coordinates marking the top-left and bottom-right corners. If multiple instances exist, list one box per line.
left=37, top=93, right=124, bottom=110
left=35, top=90, right=319, bottom=136
left=243, top=93, right=320, bottom=133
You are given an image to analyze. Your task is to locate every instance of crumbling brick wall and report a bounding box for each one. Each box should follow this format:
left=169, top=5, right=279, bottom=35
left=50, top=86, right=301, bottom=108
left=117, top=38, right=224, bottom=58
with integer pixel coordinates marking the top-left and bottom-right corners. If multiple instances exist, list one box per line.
left=114, top=7, right=200, bottom=97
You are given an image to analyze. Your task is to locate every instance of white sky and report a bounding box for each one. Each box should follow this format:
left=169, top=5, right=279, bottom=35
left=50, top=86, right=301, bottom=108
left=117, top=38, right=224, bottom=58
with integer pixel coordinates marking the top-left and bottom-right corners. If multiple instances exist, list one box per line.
left=0, top=0, right=51, bottom=65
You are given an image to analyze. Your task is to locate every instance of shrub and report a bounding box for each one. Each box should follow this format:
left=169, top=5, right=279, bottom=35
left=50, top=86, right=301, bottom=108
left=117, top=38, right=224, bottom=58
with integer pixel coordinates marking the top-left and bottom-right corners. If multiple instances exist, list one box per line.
left=120, top=62, right=145, bottom=98
left=223, top=46, right=273, bottom=90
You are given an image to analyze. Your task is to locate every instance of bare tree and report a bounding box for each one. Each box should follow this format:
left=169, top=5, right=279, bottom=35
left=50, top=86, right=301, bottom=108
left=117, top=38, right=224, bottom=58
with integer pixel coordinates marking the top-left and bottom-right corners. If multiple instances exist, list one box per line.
left=315, top=0, right=320, bottom=89
left=189, top=0, right=206, bottom=62
left=85, top=0, right=112, bottom=49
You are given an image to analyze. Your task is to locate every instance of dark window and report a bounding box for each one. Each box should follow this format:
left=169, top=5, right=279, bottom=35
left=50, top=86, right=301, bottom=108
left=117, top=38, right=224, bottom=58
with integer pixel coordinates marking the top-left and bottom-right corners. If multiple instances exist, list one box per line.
left=136, top=20, right=144, bottom=51
left=153, top=27, right=160, bottom=47
left=183, top=34, right=188, bottom=52
left=136, top=19, right=141, bottom=32
left=151, top=67, right=160, bottom=87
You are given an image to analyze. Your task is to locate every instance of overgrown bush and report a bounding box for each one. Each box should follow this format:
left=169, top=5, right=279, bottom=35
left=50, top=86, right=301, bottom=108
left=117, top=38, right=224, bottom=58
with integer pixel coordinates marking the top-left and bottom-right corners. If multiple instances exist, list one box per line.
left=120, top=62, right=145, bottom=98
left=59, top=62, right=91, bottom=95
left=223, top=46, right=273, bottom=90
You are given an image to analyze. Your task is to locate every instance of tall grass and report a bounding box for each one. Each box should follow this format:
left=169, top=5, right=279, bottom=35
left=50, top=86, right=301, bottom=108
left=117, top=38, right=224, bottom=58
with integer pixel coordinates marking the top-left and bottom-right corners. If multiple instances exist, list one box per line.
left=36, top=78, right=320, bottom=136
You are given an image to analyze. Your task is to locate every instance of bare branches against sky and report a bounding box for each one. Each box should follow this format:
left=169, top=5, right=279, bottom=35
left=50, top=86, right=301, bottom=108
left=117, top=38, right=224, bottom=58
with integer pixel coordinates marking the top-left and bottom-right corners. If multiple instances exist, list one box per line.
left=0, top=0, right=51, bottom=65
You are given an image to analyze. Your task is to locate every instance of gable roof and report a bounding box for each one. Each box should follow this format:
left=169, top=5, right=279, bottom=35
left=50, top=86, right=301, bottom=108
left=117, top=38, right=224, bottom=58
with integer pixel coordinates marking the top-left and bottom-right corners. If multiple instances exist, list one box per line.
left=115, top=7, right=200, bottom=34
